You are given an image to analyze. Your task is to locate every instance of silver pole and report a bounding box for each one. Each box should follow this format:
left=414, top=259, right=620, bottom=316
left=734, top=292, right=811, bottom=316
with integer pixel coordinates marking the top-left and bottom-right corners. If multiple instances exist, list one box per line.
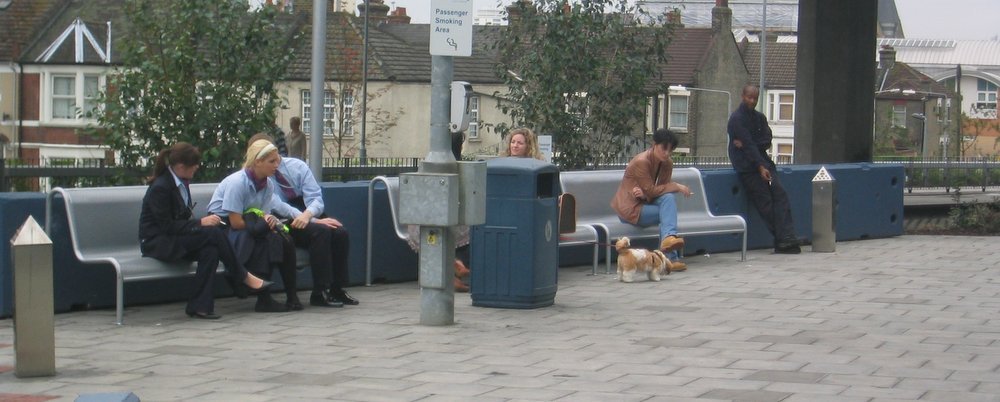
left=419, top=55, right=457, bottom=326
left=309, top=0, right=327, bottom=177
left=758, top=0, right=767, bottom=113
left=360, top=0, right=370, bottom=162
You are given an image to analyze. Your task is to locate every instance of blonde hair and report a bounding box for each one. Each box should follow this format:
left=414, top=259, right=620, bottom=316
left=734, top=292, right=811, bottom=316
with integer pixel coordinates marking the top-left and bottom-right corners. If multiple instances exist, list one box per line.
left=244, top=139, right=278, bottom=168
left=500, top=127, right=544, bottom=160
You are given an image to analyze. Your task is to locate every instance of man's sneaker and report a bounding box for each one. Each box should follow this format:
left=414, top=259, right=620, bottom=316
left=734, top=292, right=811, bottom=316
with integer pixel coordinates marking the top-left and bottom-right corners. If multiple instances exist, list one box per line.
left=775, top=240, right=801, bottom=254
left=660, top=235, right=685, bottom=252
left=668, top=261, right=687, bottom=272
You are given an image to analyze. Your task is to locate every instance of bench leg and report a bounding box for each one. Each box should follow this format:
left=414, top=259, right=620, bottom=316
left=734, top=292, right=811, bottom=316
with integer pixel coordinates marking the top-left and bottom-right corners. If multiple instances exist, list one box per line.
left=741, top=232, right=748, bottom=262
left=116, top=270, right=124, bottom=325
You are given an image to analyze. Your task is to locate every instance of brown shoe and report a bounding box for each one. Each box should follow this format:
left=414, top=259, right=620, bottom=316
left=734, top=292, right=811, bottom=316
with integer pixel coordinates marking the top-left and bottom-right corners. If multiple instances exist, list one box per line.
left=660, top=235, right=685, bottom=252
left=668, top=261, right=687, bottom=272
left=453, top=277, right=470, bottom=293
left=454, top=259, right=470, bottom=278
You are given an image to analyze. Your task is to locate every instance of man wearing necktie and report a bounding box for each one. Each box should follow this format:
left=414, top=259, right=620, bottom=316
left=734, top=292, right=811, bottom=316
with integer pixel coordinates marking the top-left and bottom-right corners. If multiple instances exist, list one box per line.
left=249, top=134, right=358, bottom=307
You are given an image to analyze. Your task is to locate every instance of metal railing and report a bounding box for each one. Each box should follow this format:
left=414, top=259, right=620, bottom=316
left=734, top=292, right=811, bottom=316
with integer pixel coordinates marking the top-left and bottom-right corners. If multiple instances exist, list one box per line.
left=3, top=155, right=997, bottom=193
left=0, top=157, right=421, bottom=192
left=871, top=156, right=1000, bottom=193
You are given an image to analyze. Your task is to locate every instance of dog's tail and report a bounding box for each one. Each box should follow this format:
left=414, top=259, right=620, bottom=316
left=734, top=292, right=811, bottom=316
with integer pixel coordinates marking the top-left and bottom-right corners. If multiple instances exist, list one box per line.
left=652, top=250, right=670, bottom=275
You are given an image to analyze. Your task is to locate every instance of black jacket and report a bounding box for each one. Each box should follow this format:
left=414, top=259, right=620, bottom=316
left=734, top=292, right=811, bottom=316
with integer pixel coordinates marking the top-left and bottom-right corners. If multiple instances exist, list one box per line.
left=727, top=102, right=775, bottom=173
left=138, top=173, right=201, bottom=261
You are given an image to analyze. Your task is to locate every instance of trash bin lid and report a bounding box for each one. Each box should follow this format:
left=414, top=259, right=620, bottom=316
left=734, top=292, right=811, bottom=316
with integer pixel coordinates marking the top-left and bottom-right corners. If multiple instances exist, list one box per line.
left=485, top=157, right=558, bottom=175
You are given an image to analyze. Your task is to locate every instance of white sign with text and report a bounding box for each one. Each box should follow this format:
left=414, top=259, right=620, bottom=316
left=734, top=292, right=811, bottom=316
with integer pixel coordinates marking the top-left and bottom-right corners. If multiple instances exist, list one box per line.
left=538, top=135, right=553, bottom=163
left=430, top=0, right=473, bottom=57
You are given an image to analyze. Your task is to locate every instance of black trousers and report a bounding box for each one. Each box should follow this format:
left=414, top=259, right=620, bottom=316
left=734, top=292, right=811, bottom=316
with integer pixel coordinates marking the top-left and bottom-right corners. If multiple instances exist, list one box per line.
left=738, top=168, right=797, bottom=246
left=289, top=222, right=350, bottom=291
left=175, top=226, right=249, bottom=314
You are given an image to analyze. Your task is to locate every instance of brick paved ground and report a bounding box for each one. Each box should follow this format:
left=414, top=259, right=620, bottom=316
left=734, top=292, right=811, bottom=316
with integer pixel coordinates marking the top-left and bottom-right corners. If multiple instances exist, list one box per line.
left=2, top=235, right=999, bottom=401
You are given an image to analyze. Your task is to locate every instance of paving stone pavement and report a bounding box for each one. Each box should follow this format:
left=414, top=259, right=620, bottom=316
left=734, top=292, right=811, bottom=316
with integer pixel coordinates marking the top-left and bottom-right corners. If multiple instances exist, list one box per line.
left=2, top=235, right=1000, bottom=402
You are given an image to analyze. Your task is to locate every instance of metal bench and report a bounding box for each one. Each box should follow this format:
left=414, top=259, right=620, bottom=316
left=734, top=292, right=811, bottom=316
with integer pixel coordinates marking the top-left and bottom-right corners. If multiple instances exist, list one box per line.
left=560, top=167, right=747, bottom=274
left=365, top=175, right=600, bottom=282
left=46, top=184, right=309, bottom=325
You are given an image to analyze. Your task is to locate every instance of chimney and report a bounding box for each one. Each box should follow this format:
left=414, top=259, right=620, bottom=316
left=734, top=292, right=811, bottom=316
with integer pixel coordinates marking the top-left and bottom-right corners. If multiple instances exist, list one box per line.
left=666, top=8, right=683, bottom=27
left=878, top=45, right=896, bottom=70
left=358, top=0, right=391, bottom=25
left=506, top=0, right=532, bottom=27
left=711, top=0, right=732, bottom=33
left=387, top=7, right=411, bottom=24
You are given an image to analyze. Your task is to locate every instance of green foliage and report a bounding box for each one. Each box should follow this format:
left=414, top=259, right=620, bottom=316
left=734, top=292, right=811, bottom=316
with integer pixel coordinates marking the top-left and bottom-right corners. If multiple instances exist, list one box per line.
left=492, top=0, right=675, bottom=169
left=88, top=0, right=297, bottom=181
left=948, top=197, right=1000, bottom=234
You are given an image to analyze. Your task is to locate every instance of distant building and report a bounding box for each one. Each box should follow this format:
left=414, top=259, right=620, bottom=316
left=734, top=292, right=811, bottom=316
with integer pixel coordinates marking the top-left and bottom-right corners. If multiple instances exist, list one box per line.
left=474, top=8, right=505, bottom=26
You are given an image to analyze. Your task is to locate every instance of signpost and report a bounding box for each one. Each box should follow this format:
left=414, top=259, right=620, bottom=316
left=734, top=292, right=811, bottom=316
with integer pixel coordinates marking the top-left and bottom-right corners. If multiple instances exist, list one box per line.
left=430, top=0, right=473, bottom=57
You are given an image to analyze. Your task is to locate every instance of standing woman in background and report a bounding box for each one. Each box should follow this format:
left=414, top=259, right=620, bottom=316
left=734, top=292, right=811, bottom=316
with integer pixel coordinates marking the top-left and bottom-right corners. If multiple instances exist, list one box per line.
left=139, top=142, right=272, bottom=320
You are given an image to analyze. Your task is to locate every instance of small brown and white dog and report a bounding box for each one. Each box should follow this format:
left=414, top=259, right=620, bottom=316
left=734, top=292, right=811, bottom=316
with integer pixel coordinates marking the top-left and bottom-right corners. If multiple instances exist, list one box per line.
left=615, top=237, right=671, bottom=282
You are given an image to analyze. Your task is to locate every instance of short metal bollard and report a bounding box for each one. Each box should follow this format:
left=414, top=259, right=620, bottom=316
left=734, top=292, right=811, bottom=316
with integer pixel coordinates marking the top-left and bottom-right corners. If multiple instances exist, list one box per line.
left=11, top=215, right=56, bottom=377
left=811, top=166, right=836, bottom=253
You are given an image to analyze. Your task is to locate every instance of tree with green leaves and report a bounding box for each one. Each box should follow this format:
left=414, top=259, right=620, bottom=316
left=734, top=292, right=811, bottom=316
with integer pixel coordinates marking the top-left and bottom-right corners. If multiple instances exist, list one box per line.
left=90, top=0, right=298, bottom=180
left=492, top=0, right=675, bottom=168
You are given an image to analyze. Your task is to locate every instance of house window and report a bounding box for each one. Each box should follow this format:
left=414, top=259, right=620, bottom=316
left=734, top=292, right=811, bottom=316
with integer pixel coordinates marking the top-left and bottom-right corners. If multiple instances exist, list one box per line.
left=301, top=89, right=336, bottom=136
left=646, top=94, right=667, bottom=134
left=340, top=90, right=354, bottom=137
left=768, top=92, right=794, bottom=122
left=668, top=95, right=688, bottom=130
left=775, top=143, right=793, bottom=164
left=892, top=105, right=906, bottom=128
left=468, top=95, right=480, bottom=139
left=50, top=73, right=101, bottom=120
left=975, top=78, right=997, bottom=113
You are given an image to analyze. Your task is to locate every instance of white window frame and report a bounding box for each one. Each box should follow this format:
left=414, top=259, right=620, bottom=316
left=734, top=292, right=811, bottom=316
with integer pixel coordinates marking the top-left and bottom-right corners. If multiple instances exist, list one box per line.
left=891, top=104, right=907, bottom=128
left=340, top=90, right=354, bottom=138
left=768, top=91, right=795, bottom=122
left=467, top=95, right=480, bottom=139
left=667, top=94, right=688, bottom=131
left=301, top=89, right=336, bottom=136
left=645, top=94, right=668, bottom=134
left=42, top=70, right=103, bottom=125
left=974, top=78, right=997, bottom=113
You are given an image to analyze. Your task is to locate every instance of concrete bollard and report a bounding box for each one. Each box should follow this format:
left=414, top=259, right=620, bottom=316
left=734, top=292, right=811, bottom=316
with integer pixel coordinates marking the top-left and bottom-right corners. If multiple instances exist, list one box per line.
left=11, top=215, right=56, bottom=377
left=811, top=166, right=836, bottom=253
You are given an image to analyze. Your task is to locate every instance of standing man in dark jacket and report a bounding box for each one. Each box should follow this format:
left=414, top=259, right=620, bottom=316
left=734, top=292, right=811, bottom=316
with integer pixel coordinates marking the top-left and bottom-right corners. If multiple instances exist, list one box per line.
left=727, top=84, right=800, bottom=254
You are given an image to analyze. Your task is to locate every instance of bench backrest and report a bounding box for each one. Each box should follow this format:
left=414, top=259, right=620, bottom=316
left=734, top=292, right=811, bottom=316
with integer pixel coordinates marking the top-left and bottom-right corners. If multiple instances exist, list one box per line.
left=51, top=184, right=217, bottom=254
left=560, top=167, right=714, bottom=223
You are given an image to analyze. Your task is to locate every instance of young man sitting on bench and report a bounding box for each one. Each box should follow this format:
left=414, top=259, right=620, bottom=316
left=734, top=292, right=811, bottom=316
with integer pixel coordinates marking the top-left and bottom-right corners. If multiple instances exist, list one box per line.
left=610, top=128, right=693, bottom=270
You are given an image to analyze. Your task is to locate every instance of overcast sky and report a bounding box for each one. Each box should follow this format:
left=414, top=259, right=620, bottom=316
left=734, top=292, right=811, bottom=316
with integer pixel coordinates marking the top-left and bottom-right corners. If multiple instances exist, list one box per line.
left=371, top=0, right=1000, bottom=41
left=894, top=0, right=1000, bottom=40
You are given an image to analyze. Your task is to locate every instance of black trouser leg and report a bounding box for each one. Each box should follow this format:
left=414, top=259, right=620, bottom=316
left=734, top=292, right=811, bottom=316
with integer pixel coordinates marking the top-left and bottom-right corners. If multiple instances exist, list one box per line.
left=739, top=170, right=797, bottom=245
left=329, top=227, right=350, bottom=290
left=176, top=231, right=221, bottom=314
left=290, top=222, right=333, bottom=291
left=277, top=234, right=299, bottom=301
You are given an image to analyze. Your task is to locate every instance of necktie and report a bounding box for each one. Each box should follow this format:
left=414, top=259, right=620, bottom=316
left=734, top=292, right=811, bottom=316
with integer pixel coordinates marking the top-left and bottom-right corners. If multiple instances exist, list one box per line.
left=180, top=179, right=192, bottom=208
left=273, top=170, right=298, bottom=200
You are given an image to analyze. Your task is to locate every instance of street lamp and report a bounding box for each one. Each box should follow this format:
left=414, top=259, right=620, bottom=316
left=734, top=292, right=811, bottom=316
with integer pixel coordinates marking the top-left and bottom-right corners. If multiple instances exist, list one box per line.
left=668, top=85, right=732, bottom=114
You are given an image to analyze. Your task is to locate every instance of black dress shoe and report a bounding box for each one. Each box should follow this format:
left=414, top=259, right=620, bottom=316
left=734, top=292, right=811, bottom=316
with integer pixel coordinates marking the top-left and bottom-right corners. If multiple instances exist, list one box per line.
left=310, top=290, right=344, bottom=308
left=286, top=297, right=305, bottom=311
left=187, top=311, right=222, bottom=320
left=248, top=280, right=274, bottom=295
left=775, top=241, right=801, bottom=254
left=330, top=288, right=359, bottom=306
left=255, top=295, right=289, bottom=313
